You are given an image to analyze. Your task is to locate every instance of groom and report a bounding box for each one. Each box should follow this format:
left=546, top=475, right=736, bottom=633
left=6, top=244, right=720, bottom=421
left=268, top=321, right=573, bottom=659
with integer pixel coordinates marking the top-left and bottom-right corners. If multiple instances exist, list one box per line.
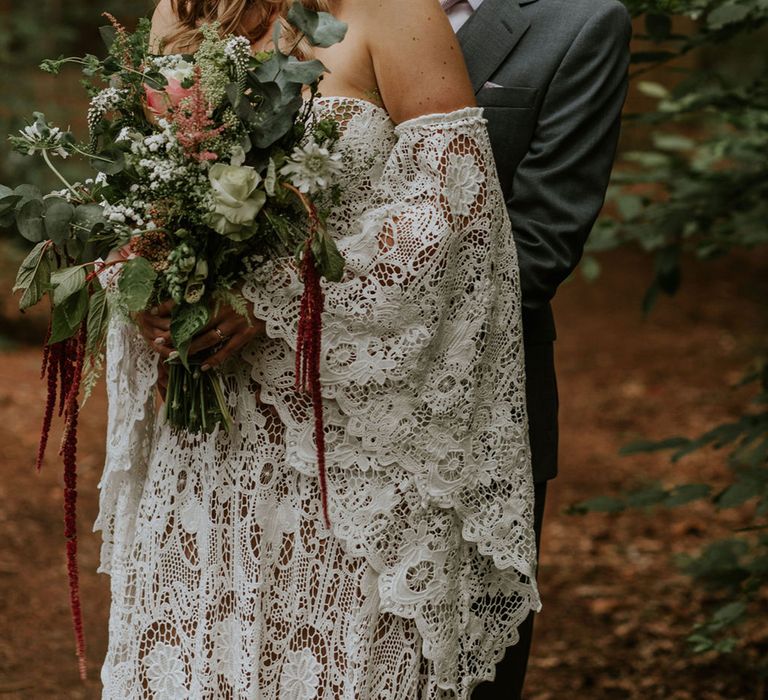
left=441, top=0, right=633, bottom=697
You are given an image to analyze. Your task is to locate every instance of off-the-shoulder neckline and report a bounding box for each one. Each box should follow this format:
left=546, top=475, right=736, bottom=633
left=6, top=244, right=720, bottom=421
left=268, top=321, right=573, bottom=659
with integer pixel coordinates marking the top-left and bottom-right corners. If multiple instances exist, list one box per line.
left=311, top=95, right=484, bottom=130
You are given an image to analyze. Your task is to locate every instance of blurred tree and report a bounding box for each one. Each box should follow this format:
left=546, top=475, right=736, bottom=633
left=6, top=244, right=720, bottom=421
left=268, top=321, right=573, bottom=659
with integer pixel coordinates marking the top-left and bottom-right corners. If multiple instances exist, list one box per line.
left=575, top=0, right=768, bottom=682
left=0, top=1, right=150, bottom=190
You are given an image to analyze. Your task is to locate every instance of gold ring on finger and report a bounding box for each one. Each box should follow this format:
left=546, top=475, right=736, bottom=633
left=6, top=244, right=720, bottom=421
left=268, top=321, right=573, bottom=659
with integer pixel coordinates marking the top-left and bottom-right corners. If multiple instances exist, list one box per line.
left=214, top=327, right=229, bottom=343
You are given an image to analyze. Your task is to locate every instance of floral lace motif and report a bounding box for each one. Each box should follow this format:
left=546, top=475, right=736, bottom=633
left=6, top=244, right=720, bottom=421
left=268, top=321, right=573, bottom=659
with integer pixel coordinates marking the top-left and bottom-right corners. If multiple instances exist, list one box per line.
left=95, top=97, right=540, bottom=700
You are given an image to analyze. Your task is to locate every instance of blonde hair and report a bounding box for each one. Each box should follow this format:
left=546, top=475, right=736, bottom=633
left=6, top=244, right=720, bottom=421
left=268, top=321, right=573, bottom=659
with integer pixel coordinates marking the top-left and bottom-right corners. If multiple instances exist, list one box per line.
left=162, top=0, right=333, bottom=56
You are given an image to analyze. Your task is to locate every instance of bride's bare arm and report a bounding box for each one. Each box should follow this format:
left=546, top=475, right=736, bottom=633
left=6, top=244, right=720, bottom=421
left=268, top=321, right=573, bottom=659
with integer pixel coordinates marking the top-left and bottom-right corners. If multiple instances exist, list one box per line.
left=358, top=0, right=476, bottom=124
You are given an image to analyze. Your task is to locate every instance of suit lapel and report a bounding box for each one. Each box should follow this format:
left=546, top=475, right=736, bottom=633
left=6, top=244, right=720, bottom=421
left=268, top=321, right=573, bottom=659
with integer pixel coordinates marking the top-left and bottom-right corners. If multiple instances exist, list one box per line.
left=457, top=0, right=531, bottom=93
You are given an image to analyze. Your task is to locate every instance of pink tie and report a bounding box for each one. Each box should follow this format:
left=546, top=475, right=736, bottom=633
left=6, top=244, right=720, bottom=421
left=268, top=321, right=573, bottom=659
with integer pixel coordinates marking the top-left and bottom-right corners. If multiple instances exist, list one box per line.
left=440, top=0, right=465, bottom=10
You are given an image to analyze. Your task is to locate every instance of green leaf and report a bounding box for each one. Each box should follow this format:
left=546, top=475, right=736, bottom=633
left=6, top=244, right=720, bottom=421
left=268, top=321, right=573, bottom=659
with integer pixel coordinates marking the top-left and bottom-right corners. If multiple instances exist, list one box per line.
left=91, top=145, right=126, bottom=175
left=44, top=198, right=75, bottom=245
left=73, top=203, right=106, bottom=240
left=665, top=484, right=712, bottom=507
left=286, top=2, right=348, bottom=48
left=707, top=3, right=751, bottom=29
left=717, top=480, right=759, bottom=509
left=99, top=24, right=117, bottom=50
left=171, top=303, right=210, bottom=367
left=312, top=231, right=345, bottom=282
left=281, top=57, right=327, bottom=85
left=13, top=240, right=52, bottom=311
left=0, top=194, right=22, bottom=216
left=569, top=496, right=625, bottom=515
left=118, top=257, right=158, bottom=313
left=626, top=484, right=669, bottom=508
left=85, top=286, right=110, bottom=359
left=16, top=199, right=45, bottom=242
left=50, top=266, right=87, bottom=305
left=14, top=184, right=42, bottom=205
left=710, top=601, right=747, bottom=628
left=619, top=436, right=690, bottom=456
left=49, top=287, right=88, bottom=344
left=579, top=255, right=601, bottom=282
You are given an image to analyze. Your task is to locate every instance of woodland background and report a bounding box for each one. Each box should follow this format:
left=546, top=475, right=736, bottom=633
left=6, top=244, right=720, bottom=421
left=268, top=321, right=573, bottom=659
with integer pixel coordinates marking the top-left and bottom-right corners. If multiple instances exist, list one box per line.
left=0, top=1, right=766, bottom=698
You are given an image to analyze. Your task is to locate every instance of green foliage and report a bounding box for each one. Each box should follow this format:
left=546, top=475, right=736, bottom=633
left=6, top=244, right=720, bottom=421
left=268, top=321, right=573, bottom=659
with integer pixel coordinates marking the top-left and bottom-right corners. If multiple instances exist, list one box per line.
left=573, top=0, right=768, bottom=671
left=118, top=257, right=158, bottom=313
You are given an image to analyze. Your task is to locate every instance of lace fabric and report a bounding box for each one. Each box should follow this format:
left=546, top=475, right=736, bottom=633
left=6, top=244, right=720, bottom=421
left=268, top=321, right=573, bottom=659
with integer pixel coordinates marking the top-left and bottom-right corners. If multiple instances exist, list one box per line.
left=95, top=97, right=540, bottom=699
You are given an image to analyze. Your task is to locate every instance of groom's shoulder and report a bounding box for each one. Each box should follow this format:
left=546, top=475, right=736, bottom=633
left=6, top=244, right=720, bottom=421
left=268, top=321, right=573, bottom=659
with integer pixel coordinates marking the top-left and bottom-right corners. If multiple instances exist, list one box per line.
left=524, top=0, right=632, bottom=47
left=527, top=0, right=631, bottom=28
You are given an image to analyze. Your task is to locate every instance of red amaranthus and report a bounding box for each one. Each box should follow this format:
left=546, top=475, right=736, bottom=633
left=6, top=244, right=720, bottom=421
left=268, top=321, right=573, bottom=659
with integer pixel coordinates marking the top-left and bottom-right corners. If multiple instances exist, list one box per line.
left=38, top=322, right=88, bottom=680
left=171, top=66, right=227, bottom=161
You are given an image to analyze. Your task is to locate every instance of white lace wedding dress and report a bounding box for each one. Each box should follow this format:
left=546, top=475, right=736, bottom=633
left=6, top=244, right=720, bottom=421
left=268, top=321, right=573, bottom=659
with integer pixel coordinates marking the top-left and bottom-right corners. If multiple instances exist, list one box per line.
left=94, top=97, right=541, bottom=700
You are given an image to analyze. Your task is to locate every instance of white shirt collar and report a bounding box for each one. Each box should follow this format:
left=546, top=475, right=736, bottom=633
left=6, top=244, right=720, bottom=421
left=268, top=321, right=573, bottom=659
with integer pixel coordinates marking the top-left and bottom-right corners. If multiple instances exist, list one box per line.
left=467, top=0, right=485, bottom=8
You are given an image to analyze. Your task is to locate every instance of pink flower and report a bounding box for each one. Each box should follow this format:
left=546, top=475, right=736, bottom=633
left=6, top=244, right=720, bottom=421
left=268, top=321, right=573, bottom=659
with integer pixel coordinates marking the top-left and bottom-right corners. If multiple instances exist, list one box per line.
left=144, top=77, right=194, bottom=118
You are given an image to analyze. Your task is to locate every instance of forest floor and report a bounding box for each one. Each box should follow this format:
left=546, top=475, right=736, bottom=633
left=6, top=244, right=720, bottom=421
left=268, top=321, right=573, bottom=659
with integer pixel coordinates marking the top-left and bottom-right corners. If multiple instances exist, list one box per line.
left=0, top=246, right=766, bottom=700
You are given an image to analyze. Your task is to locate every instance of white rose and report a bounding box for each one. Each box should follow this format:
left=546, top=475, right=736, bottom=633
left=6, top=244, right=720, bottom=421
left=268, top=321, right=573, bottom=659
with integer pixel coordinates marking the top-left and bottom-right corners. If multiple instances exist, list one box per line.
left=207, top=163, right=266, bottom=241
left=159, top=58, right=195, bottom=84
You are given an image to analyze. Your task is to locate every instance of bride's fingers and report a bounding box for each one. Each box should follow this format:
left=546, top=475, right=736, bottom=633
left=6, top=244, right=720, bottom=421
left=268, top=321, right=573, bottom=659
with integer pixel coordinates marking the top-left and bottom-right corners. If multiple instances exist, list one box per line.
left=149, top=299, right=175, bottom=317
left=200, top=333, right=248, bottom=372
left=188, top=320, right=242, bottom=357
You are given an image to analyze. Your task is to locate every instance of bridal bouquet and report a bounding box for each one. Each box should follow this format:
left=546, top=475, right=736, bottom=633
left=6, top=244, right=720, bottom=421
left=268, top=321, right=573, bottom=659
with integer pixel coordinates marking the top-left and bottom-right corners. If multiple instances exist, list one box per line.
left=6, top=5, right=347, bottom=678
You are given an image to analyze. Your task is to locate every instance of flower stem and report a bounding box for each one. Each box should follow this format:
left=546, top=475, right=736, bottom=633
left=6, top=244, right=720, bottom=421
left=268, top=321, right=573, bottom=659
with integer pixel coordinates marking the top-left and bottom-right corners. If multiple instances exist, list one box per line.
left=42, top=150, right=81, bottom=200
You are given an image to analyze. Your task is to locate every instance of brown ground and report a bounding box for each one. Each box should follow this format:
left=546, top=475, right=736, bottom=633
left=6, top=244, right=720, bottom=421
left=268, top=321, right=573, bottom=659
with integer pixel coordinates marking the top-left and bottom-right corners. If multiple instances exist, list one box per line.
left=0, top=246, right=765, bottom=699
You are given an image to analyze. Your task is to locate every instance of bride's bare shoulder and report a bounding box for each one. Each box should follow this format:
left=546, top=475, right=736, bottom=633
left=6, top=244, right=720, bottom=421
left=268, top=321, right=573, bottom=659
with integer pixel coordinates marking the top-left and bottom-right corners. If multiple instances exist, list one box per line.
left=150, top=0, right=179, bottom=52
left=349, top=0, right=476, bottom=124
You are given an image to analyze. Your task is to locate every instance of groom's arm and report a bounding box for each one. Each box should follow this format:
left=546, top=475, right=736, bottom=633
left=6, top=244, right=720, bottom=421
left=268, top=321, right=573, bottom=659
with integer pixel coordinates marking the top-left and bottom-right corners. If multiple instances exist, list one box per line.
left=507, top=3, right=632, bottom=311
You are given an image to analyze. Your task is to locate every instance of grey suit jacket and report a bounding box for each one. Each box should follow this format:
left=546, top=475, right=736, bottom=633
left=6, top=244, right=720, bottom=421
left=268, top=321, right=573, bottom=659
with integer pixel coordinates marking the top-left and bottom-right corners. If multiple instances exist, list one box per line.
left=457, top=0, right=631, bottom=480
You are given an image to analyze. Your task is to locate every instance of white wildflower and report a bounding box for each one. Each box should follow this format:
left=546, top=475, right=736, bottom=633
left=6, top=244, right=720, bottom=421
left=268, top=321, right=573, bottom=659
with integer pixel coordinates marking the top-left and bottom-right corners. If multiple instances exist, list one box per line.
left=281, top=139, right=343, bottom=194
left=224, top=36, right=251, bottom=63
left=16, top=118, right=70, bottom=158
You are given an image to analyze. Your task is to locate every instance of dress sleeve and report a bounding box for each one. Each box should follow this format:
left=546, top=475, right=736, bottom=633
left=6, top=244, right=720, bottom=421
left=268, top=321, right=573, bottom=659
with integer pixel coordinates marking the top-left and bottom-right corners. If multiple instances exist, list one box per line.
left=243, top=106, right=537, bottom=575
left=92, top=279, right=159, bottom=576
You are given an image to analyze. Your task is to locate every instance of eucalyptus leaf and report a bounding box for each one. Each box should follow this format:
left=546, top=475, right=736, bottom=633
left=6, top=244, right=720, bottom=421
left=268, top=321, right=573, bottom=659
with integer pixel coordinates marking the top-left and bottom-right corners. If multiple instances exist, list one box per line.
left=17, top=199, right=45, bottom=242
left=286, top=2, right=348, bottom=48
left=73, top=203, right=106, bottom=240
left=0, top=194, right=22, bottom=216
left=14, top=184, right=42, bottom=206
left=92, top=146, right=126, bottom=175
left=50, top=266, right=87, bottom=305
left=281, top=58, right=327, bottom=85
left=99, top=24, right=117, bottom=50
left=44, top=198, right=75, bottom=245
left=13, top=240, right=51, bottom=311
left=119, top=257, right=158, bottom=313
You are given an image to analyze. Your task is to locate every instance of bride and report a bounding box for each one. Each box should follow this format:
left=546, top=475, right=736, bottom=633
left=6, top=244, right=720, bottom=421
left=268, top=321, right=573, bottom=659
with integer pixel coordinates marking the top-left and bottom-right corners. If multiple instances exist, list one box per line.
left=95, top=0, right=541, bottom=697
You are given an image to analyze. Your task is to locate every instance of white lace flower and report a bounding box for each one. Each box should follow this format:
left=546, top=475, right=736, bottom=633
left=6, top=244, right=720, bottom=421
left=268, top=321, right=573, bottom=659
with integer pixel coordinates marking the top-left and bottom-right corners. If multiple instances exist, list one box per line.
left=281, top=139, right=344, bottom=194
left=144, top=643, right=186, bottom=699
left=211, top=617, right=242, bottom=678
left=380, top=522, right=449, bottom=608
left=279, top=648, right=323, bottom=699
left=443, top=152, right=484, bottom=216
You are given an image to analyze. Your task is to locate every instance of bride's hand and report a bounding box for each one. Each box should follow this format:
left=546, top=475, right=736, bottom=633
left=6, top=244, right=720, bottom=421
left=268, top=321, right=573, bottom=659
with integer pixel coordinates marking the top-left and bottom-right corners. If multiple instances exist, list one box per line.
left=134, top=299, right=175, bottom=360
left=188, top=303, right=267, bottom=372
